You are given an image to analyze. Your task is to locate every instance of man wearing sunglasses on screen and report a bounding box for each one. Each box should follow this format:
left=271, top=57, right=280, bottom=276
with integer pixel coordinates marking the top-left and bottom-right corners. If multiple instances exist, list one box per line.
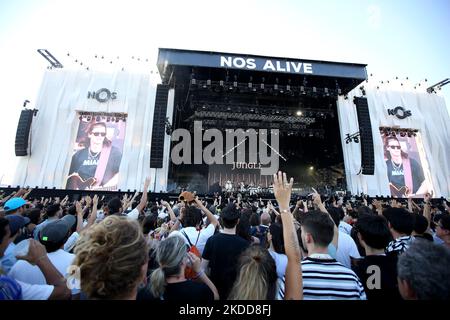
left=384, top=136, right=427, bottom=197
left=66, top=122, right=122, bottom=190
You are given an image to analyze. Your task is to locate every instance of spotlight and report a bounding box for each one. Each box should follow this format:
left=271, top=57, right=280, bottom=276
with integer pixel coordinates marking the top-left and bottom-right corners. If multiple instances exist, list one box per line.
left=400, top=131, right=406, bottom=137
left=86, top=116, right=91, bottom=121
left=309, top=166, right=314, bottom=171
left=296, top=110, right=302, bottom=116
left=96, top=116, right=100, bottom=121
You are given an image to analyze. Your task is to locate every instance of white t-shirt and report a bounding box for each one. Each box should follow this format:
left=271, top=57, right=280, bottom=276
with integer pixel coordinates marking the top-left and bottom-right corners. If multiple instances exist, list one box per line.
left=335, top=231, right=361, bottom=269
left=8, top=249, right=77, bottom=294
left=18, top=280, right=54, bottom=300
left=127, top=208, right=140, bottom=220
left=339, top=221, right=353, bottom=235
left=269, top=250, right=287, bottom=300
left=64, top=232, right=80, bottom=252
left=179, top=225, right=216, bottom=255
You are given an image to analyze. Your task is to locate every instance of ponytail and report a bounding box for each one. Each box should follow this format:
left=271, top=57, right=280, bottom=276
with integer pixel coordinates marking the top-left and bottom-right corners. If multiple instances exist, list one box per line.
left=150, top=267, right=167, bottom=298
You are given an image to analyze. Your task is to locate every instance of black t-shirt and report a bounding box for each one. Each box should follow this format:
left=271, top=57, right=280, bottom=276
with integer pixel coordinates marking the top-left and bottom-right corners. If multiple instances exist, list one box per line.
left=202, top=233, right=249, bottom=300
left=386, top=158, right=424, bottom=193
left=68, top=146, right=122, bottom=185
left=137, top=280, right=214, bottom=301
left=352, top=254, right=402, bottom=301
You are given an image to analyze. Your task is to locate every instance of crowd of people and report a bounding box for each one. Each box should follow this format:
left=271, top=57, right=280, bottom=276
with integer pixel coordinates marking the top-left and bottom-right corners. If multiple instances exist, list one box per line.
left=1, top=172, right=450, bottom=300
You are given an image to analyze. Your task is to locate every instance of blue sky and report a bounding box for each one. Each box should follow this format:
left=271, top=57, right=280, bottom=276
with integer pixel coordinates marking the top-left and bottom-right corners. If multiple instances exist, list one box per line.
left=0, top=0, right=449, bottom=185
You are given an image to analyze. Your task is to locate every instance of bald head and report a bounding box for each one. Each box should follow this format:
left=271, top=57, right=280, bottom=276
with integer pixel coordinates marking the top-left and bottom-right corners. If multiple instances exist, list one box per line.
left=261, top=212, right=271, bottom=226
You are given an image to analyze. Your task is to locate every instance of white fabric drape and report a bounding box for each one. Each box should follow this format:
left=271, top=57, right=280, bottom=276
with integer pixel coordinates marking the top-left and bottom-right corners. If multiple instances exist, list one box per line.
left=337, top=79, right=450, bottom=197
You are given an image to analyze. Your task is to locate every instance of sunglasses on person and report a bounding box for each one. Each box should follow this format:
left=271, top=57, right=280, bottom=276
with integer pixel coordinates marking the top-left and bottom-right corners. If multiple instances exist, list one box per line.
left=388, top=145, right=401, bottom=150
left=91, top=132, right=106, bottom=137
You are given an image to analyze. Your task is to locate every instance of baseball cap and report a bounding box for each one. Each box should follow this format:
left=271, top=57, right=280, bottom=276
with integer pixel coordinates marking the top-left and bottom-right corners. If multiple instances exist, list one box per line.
left=5, top=215, right=30, bottom=236
left=3, top=197, right=27, bottom=212
left=220, top=203, right=241, bottom=220
left=179, top=191, right=195, bottom=203
left=40, top=219, right=72, bottom=244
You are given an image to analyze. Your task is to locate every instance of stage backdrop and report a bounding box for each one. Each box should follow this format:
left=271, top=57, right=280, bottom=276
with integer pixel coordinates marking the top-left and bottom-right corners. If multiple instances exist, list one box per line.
left=337, top=78, right=450, bottom=197
left=13, top=69, right=173, bottom=192
left=65, top=114, right=127, bottom=190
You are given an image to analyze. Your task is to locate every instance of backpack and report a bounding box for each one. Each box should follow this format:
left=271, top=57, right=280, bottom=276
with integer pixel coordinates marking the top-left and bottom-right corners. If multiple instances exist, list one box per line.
left=181, top=230, right=201, bottom=279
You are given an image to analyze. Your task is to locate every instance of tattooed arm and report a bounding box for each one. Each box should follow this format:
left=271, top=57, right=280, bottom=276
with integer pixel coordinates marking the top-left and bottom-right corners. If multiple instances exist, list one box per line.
left=273, top=171, right=303, bottom=300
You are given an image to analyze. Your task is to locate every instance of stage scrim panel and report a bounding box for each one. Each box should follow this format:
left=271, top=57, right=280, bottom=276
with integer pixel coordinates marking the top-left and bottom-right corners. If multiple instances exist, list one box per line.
left=65, top=113, right=127, bottom=190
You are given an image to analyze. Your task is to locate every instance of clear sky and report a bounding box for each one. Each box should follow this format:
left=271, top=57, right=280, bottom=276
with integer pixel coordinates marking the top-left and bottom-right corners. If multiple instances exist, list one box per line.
left=0, top=0, right=449, bottom=185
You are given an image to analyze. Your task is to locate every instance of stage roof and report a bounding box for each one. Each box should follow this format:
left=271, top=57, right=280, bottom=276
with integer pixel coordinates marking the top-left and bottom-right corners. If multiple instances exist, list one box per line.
left=157, top=48, right=367, bottom=94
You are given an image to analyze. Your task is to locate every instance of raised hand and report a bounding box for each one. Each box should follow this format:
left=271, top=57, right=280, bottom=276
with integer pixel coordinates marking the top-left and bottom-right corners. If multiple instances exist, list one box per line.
left=273, top=171, right=293, bottom=211
left=311, top=187, right=322, bottom=207
left=160, top=200, right=169, bottom=207
left=92, top=194, right=99, bottom=207
left=17, top=239, right=47, bottom=266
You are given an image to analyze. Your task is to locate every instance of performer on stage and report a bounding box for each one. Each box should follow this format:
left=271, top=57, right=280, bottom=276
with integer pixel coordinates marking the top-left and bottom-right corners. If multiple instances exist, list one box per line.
left=66, top=122, right=122, bottom=190
left=384, top=136, right=426, bottom=197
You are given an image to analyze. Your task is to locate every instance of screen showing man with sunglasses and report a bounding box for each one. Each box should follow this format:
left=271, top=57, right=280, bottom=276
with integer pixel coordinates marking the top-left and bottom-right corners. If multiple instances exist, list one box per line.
left=384, top=135, right=425, bottom=197
left=66, top=122, right=122, bottom=190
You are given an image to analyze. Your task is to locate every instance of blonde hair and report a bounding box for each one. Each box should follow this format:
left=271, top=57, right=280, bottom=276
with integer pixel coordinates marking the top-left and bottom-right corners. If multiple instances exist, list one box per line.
left=73, top=215, right=148, bottom=299
left=149, top=235, right=187, bottom=298
left=228, top=245, right=277, bottom=300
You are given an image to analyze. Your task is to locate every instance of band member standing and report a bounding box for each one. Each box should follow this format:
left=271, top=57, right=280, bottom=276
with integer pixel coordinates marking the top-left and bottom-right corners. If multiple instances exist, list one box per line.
left=384, top=136, right=426, bottom=197
left=66, top=122, right=122, bottom=190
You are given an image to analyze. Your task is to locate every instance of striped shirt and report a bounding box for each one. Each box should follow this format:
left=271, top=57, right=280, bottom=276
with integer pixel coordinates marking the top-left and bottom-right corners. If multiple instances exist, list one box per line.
left=386, top=235, right=413, bottom=255
left=279, top=254, right=366, bottom=300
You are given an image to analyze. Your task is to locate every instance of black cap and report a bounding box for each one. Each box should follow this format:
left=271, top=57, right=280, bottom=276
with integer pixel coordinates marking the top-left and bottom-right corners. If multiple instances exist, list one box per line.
left=40, top=218, right=73, bottom=244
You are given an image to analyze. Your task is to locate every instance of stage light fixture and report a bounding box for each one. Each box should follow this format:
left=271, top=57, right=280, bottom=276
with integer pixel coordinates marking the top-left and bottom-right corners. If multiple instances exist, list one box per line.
left=296, top=110, right=302, bottom=116
left=96, top=116, right=100, bottom=122
left=87, top=116, right=91, bottom=121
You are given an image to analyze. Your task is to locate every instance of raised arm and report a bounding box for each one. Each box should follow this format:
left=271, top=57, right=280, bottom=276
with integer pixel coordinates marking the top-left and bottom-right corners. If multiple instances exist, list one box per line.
left=161, top=200, right=177, bottom=222
left=83, top=195, right=99, bottom=231
left=136, top=177, right=151, bottom=213
left=17, top=240, right=71, bottom=300
left=423, top=193, right=432, bottom=232
left=273, top=171, right=302, bottom=300
left=189, top=252, right=219, bottom=300
left=75, top=201, right=84, bottom=234
left=194, top=197, right=219, bottom=228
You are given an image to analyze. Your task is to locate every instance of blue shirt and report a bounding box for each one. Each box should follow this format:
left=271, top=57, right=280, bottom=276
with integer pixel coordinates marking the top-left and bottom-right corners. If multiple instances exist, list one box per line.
left=0, top=243, right=17, bottom=274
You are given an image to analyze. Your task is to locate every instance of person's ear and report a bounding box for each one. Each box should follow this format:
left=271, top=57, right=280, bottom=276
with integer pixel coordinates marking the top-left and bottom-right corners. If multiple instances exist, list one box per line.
left=305, top=232, right=313, bottom=244
left=357, top=232, right=365, bottom=245
left=397, top=278, right=417, bottom=300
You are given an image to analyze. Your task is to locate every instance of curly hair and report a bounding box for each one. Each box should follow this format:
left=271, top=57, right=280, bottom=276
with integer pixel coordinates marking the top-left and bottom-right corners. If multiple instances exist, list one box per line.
left=73, top=215, right=148, bottom=299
